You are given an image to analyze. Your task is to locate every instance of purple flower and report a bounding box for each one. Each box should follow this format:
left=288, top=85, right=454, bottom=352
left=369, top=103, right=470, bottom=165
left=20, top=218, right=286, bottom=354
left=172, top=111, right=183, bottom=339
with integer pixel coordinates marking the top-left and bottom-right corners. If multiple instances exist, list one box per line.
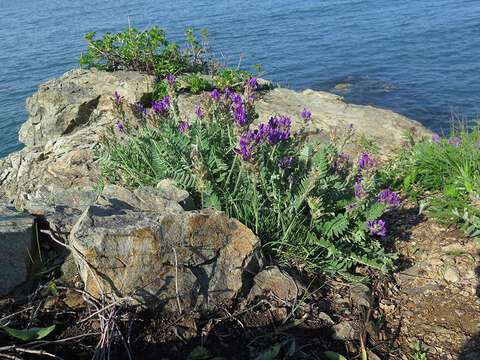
left=377, top=189, right=400, bottom=206
left=402, top=141, right=409, bottom=147
left=247, top=77, right=258, bottom=90
left=152, top=95, right=170, bottom=114
left=347, top=203, right=355, bottom=212
left=165, top=74, right=176, bottom=86
left=211, top=88, right=221, bottom=101
left=116, top=120, right=124, bottom=133
left=178, top=121, right=192, bottom=133
left=432, top=135, right=441, bottom=143
left=354, top=177, right=368, bottom=198
left=195, top=106, right=204, bottom=119
left=115, top=91, right=121, bottom=100
left=349, top=123, right=354, bottom=129
left=358, top=153, right=374, bottom=170
left=279, top=156, right=293, bottom=168
left=366, top=220, right=386, bottom=237
left=301, top=108, right=312, bottom=120
left=137, top=103, right=147, bottom=116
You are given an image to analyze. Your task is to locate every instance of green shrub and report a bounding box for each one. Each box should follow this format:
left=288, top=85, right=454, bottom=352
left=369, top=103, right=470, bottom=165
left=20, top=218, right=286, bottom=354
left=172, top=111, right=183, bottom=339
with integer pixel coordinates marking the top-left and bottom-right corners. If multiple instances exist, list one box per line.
left=78, top=26, right=214, bottom=77
left=383, top=125, right=480, bottom=240
left=97, top=78, right=397, bottom=279
left=215, top=68, right=252, bottom=92
left=185, top=72, right=210, bottom=94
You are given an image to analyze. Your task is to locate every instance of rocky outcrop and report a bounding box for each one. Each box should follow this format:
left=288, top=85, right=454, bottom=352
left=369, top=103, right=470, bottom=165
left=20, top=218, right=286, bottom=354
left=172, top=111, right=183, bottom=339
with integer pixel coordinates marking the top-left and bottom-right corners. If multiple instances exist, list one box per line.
left=0, top=68, right=436, bottom=308
left=0, top=197, right=34, bottom=295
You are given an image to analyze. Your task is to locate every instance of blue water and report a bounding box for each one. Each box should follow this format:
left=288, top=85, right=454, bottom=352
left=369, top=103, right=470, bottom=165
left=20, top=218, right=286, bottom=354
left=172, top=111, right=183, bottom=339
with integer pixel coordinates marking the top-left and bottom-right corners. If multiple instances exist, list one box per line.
left=1, top=0, right=480, bottom=158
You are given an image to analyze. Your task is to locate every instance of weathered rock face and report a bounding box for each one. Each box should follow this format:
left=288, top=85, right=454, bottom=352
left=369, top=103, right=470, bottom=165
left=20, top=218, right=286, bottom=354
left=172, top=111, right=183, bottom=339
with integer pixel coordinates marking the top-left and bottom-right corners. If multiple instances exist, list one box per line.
left=255, top=88, right=436, bottom=154
left=19, top=68, right=156, bottom=148
left=68, top=190, right=264, bottom=310
left=0, top=197, right=34, bottom=295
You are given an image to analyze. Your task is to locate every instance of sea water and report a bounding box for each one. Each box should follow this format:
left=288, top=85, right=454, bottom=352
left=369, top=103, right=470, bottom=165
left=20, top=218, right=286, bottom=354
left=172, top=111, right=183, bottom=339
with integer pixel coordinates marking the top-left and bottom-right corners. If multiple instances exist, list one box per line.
left=1, top=0, right=480, bottom=158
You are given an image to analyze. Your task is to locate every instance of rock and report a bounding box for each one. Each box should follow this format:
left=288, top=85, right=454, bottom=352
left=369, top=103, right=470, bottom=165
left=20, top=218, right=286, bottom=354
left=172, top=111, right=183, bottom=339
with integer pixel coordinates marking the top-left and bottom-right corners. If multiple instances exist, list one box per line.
left=69, top=190, right=264, bottom=310
left=349, top=282, right=371, bottom=308
left=332, top=83, right=352, bottom=91
left=332, top=321, right=356, bottom=340
left=443, top=266, right=460, bottom=283
left=19, top=68, right=156, bottom=148
left=254, top=87, right=435, bottom=154
left=318, top=312, right=335, bottom=325
left=63, top=289, right=85, bottom=309
left=0, top=197, right=34, bottom=295
left=247, top=266, right=303, bottom=302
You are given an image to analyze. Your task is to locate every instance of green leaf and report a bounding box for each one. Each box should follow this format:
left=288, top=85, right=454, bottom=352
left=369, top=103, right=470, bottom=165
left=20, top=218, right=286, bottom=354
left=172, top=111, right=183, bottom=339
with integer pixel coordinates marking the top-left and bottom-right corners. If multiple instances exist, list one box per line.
left=254, top=344, right=281, bottom=360
left=0, top=324, right=55, bottom=341
left=324, top=351, right=348, bottom=360
left=188, top=346, right=211, bottom=360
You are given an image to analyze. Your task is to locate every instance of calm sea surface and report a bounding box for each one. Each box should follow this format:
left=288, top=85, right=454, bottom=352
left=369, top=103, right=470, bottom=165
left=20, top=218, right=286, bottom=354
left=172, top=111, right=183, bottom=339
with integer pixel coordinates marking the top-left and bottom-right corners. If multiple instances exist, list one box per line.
left=1, top=0, right=480, bottom=158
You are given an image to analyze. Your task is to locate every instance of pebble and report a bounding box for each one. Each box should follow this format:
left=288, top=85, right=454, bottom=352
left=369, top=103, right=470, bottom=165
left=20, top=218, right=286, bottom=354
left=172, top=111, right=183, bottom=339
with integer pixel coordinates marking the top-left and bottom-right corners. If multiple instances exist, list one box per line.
left=443, top=266, right=460, bottom=283
left=317, top=312, right=335, bottom=325
left=332, top=321, right=356, bottom=341
left=349, top=282, right=370, bottom=307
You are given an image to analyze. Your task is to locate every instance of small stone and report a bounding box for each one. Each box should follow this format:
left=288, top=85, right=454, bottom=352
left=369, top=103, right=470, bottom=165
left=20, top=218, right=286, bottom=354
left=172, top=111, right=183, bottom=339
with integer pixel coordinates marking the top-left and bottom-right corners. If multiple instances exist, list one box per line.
left=349, top=282, right=370, bottom=307
left=429, top=258, right=444, bottom=266
left=317, top=312, right=335, bottom=325
left=443, top=266, right=460, bottom=282
left=63, top=289, right=85, bottom=309
left=332, top=321, right=356, bottom=340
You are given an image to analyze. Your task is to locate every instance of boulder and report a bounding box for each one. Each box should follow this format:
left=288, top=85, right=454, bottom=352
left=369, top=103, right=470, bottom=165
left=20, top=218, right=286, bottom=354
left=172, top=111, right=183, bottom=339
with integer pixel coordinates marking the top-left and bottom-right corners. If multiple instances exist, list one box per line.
left=254, top=88, right=436, bottom=154
left=68, top=188, right=264, bottom=310
left=19, top=68, right=156, bottom=148
left=0, top=197, right=34, bottom=295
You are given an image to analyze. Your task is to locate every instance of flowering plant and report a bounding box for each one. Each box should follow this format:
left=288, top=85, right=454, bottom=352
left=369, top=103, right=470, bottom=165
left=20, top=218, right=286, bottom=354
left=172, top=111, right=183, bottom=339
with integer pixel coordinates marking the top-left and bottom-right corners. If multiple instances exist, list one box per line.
left=97, top=79, right=397, bottom=278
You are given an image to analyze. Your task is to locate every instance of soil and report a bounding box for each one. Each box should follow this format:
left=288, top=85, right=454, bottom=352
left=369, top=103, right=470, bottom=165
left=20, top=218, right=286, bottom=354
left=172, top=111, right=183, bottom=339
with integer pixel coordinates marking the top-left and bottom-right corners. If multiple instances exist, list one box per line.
left=1, top=198, right=479, bottom=360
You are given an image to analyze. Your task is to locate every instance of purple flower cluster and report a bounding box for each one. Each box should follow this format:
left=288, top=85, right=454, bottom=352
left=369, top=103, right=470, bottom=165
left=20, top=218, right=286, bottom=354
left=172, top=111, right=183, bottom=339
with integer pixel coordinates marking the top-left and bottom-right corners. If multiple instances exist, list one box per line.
left=195, top=106, right=204, bottom=119
left=136, top=103, right=147, bottom=116
left=178, top=121, right=192, bottom=133
left=366, top=220, right=386, bottom=237
left=234, top=116, right=292, bottom=162
left=301, top=108, right=312, bottom=120
left=210, top=87, right=253, bottom=127
left=116, top=119, right=124, bottom=133
left=449, top=137, right=463, bottom=147
left=279, top=156, right=293, bottom=168
left=377, top=189, right=400, bottom=206
left=165, top=74, right=176, bottom=86
left=354, top=177, right=368, bottom=198
left=402, top=141, right=409, bottom=148
left=152, top=95, right=170, bottom=114
left=358, top=153, right=374, bottom=170
left=247, top=77, right=258, bottom=90
left=211, top=88, right=221, bottom=101
left=113, top=91, right=121, bottom=106
left=333, top=152, right=350, bottom=171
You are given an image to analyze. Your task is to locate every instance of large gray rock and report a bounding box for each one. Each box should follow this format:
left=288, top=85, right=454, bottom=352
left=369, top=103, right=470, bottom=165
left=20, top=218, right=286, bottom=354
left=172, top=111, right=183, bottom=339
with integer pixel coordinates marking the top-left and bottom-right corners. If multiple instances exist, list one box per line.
left=255, top=88, right=436, bottom=154
left=0, top=197, right=34, bottom=295
left=19, top=68, right=156, bottom=148
left=68, top=190, right=264, bottom=310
